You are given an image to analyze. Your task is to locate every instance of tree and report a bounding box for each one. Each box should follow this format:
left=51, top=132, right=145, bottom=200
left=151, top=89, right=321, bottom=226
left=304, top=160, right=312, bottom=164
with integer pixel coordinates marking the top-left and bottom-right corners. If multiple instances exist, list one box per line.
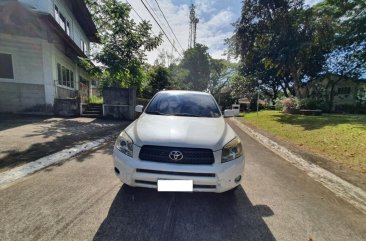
left=209, top=58, right=234, bottom=97
left=314, top=0, right=366, bottom=77
left=143, top=65, right=171, bottom=97
left=85, top=0, right=162, bottom=92
left=167, top=63, right=189, bottom=90
left=232, top=0, right=334, bottom=98
left=180, top=44, right=211, bottom=91
left=303, top=0, right=366, bottom=111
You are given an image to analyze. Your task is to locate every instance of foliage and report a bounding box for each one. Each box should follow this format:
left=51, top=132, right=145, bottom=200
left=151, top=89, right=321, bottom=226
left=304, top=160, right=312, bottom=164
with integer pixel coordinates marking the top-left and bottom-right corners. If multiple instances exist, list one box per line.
left=314, top=0, right=366, bottom=76
left=142, top=65, right=171, bottom=98
left=297, top=98, right=327, bottom=111
left=209, top=58, right=234, bottom=97
left=232, top=0, right=334, bottom=98
left=274, top=97, right=284, bottom=111
left=88, top=96, right=103, bottom=104
left=281, top=97, right=299, bottom=113
left=167, top=63, right=189, bottom=90
left=217, top=92, right=237, bottom=111
left=85, top=0, right=162, bottom=92
left=180, top=44, right=211, bottom=91
left=229, top=73, right=256, bottom=99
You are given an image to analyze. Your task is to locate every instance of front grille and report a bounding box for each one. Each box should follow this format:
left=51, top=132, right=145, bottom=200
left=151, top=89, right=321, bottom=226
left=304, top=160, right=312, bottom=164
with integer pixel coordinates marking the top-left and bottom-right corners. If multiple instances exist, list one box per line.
left=136, top=169, right=215, bottom=177
left=139, top=145, right=215, bottom=165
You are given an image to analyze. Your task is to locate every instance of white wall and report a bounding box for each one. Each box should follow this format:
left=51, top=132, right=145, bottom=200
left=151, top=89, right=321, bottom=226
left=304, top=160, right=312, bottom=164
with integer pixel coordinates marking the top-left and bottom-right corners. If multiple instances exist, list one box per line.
left=0, top=33, right=49, bottom=111
left=0, top=34, right=44, bottom=85
left=52, top=46, right=91, bottom=91
left=19, top=0, right=91, bottom=54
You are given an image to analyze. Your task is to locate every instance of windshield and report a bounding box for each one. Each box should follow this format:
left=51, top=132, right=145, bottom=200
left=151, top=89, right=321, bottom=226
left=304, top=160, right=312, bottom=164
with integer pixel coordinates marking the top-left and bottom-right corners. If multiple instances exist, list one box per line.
left=145, top=92, right=221, bottom=118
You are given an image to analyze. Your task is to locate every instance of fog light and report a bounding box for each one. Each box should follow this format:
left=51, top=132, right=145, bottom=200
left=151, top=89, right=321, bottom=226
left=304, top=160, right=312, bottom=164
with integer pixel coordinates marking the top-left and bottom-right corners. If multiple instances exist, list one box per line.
left=114, top=167, right=120, bottom=175
left=234, top=175, right=241, bottom=183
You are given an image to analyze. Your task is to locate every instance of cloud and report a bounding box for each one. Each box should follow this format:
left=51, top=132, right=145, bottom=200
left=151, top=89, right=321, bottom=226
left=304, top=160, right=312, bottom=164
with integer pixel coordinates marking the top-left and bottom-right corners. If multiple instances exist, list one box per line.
left=126, top=0, right=321, bottom=64
left=127, top=0, right=235, bottom=63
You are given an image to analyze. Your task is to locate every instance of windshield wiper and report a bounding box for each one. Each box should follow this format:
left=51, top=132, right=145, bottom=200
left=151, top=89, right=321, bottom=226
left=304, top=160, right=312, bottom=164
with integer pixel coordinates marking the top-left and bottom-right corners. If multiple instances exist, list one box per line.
left=145, top=111, right=166, bottom=115
left=173, top=113, right=202, bottom=117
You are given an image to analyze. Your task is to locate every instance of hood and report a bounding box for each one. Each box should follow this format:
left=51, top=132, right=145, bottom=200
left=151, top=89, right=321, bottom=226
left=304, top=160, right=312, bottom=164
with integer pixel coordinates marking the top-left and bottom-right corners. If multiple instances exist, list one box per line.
left=125, top=113, right=236, bottom=151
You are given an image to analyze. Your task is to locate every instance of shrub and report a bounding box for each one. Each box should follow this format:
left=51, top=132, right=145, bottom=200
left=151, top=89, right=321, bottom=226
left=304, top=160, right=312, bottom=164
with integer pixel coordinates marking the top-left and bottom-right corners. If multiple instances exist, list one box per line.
left=249, top=100, right=265, bottom=111
left=281, top=97, right=298, bottom=113
left=297, top=98, right=327, bottom=111
left=88, top=96, right=103, bottom=104
left=274, top=98, right=284, bottom=110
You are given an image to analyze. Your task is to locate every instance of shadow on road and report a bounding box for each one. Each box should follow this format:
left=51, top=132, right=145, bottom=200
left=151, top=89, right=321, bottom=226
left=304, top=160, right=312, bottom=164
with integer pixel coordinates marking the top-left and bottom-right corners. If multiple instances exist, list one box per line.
left=93, top=185, right=275, bottom=241
left=0, top=117, right=127, bottom=171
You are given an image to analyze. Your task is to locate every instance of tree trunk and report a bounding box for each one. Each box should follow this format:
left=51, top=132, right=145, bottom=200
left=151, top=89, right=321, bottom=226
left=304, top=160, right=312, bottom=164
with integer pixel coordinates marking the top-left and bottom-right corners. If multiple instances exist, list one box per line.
left=291, top=67, right=302, bottom=98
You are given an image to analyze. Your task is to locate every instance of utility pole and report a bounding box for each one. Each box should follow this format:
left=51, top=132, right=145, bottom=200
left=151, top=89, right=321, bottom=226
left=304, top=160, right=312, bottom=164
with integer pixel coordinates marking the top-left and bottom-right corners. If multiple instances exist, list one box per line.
left=188, top=4, right=199, bottom=48
left=257, top=80, right=262, bottom=119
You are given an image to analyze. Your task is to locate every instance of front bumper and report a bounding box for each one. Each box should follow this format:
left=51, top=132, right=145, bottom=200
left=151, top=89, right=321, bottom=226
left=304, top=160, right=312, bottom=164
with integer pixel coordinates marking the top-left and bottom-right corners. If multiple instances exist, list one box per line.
left=113, top=148, right=245, bottom=193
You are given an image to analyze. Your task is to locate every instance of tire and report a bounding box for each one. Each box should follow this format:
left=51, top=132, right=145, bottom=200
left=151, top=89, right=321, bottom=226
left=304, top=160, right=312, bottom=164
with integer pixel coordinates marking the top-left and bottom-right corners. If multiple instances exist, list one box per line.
left=225, top=185, right=239, bottom=194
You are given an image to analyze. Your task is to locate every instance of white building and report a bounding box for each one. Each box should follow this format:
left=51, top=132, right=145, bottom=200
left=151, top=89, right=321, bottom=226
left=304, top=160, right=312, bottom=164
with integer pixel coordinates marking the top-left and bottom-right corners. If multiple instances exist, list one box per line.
left=0, top=0, right=99, bottom=113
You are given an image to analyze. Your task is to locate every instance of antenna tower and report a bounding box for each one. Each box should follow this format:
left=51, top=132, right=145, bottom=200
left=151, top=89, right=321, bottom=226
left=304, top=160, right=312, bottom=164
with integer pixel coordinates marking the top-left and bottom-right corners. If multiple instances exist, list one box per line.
left=188, top=4, right=199, bottom=48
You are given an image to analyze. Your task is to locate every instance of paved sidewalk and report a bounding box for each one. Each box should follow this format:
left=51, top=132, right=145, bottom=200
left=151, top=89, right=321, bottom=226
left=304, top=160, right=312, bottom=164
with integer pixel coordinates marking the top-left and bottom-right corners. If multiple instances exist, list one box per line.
left=0, top=114, right=129, bottom=172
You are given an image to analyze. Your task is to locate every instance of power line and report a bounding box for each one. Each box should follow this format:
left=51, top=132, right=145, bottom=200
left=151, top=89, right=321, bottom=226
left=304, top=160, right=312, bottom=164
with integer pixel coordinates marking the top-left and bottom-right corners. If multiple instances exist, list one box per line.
left=125, top=0, right=142, bottom=21
left=144, top=0, right=170, bottom=35
left=125, top=0, right=157, bottom=35
left=140, top=0, right=183, bottom=57
left=152, top=0, right=185, bottom=52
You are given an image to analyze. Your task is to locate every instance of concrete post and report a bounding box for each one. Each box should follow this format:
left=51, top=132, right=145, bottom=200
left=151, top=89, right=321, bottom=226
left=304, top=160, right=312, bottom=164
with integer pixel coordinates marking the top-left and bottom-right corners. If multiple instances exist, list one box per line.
left=128, top=87, right=137, bottom=120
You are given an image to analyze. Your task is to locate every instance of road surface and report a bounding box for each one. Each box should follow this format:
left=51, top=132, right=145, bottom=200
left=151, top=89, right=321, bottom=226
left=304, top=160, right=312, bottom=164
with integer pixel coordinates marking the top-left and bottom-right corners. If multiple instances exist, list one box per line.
left=0, top=120, right=365, bottom=241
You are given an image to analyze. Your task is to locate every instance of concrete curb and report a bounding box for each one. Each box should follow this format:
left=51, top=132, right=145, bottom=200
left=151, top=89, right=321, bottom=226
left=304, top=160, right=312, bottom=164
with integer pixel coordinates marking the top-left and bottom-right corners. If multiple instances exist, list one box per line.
left=231, top=117, right=366, bottom=214
left=0, top=134, right=117, bottom=189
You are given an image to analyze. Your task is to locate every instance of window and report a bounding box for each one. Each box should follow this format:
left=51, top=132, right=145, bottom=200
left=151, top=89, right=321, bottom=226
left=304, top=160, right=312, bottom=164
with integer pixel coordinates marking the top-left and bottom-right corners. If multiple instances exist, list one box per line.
left=57, top=63, right=62, bottom=85
left=59, top=14, right=66, bottom=31
left=66, top=21, right=70, bottom=36
left=337, top=87, right=351, bottom=95
left=70, top=71, right=74, bottom=88
left=54, top=6, right=59, bottom=23
left=54, top=5, right=70, bottom=36
left=57, top=63, right=75, bottom=89
left=81, top=40, right=88, bottom=54
left=0, top=53, right=14, bottom=79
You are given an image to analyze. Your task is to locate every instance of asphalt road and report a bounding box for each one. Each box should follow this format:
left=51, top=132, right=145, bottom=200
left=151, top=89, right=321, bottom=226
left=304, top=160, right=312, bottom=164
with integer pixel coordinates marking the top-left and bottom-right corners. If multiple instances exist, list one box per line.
left=0, top=119, right=365, bottom=241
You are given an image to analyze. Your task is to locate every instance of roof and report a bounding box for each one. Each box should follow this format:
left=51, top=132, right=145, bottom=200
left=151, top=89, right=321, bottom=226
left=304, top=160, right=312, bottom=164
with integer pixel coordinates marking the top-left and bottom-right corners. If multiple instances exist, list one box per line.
left=38, top=12, right=88, bottom=58
left=68, top=0, right=99, bottom=43
left=308, top=73, right=366, bottom=85
left=5, top=0, right=99, bottom=43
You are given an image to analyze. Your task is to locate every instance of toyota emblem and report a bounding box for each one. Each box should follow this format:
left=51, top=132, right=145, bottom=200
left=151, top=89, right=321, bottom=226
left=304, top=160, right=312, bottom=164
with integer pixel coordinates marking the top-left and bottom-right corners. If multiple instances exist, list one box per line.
left=169, top=151, right=183, bottom=161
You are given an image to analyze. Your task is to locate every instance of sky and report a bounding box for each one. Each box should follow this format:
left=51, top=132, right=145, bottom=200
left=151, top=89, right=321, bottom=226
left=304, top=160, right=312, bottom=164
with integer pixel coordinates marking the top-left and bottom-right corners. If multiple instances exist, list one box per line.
left=126, top=0, right=322, bottom=64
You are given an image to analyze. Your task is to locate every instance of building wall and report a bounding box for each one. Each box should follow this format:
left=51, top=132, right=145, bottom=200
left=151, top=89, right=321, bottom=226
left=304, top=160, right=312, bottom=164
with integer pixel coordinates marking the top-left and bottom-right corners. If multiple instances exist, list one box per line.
left=0, top=82, right=45, bottom=112
left=0, top=33, right=49, bottom=112
left=19, top=0, right=90, bottom=55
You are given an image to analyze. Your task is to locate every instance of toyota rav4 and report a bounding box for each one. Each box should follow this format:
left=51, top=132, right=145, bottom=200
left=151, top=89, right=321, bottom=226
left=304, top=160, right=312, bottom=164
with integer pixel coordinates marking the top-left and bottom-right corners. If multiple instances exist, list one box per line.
left=113, top=90, right=244, bottom=192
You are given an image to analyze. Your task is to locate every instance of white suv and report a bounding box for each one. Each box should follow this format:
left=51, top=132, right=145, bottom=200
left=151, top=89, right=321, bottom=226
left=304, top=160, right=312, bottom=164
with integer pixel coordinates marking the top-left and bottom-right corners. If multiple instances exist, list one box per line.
left=113, top=90, right=244, bottom=192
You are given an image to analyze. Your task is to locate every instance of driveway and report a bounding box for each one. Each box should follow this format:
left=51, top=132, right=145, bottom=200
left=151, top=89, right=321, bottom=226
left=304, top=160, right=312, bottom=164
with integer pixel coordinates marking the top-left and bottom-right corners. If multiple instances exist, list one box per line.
left=0, top=114, right=128, bottom=172
left=0, top=120, right=365, bottom=241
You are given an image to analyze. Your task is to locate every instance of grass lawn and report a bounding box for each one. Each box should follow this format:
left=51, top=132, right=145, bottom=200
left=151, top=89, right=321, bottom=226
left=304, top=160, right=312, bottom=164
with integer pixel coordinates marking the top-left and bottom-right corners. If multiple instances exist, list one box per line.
left=242, top=110, right=366, bottom=173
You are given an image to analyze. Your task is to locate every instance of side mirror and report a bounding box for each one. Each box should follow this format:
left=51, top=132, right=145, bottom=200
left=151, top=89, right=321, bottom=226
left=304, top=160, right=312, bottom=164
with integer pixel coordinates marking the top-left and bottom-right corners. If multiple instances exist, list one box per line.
left=135, top=105, right=143, bottom=113
left=224, top=109, right=234, bottom=118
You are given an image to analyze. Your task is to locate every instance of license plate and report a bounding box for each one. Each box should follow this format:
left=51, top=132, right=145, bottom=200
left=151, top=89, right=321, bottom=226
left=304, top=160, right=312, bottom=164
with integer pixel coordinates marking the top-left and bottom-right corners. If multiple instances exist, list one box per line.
left=157, top=180, right=193, bottom=192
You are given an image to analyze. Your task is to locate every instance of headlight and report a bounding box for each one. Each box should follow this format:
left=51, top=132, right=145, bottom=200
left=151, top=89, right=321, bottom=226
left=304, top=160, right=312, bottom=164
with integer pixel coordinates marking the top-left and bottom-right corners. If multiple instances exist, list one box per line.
left=115, top=131, right=134, bottom=157
left=221, top=137, right=243, bottom=163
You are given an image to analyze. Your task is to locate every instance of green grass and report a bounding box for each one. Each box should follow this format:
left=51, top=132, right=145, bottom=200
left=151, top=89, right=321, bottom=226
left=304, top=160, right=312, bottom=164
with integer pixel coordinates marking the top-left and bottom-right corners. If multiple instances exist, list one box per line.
left=88, top=96, right=103, bottom=104
left=243, top=110, right=366, bottom=173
